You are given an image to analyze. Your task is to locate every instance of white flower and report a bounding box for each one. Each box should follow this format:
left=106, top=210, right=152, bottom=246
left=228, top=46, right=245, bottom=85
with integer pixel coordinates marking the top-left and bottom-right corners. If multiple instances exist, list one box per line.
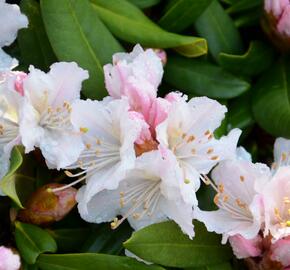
left=0, top=74, right=23, bottom=183
left=263, top=166, right=290, bottom=241
left=156, top=97, right=241, bottom=198
left=195, top=159, right=270, bottom=243
left=0, top=246, right=21, bottom=270
left=0, top=0, right=28, bottom=71
left=62, top=98, right=142, bottom=201
left=19, top=62, right=88, bottom=169
left=77, top=150, right=195, bottom=238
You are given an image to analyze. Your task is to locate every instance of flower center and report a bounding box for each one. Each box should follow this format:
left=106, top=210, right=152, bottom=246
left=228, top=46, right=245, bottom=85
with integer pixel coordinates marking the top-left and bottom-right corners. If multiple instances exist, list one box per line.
left=134, top=139, right=158, bottom=156
left=274, top=196, right=290, bottom=228
left=111, top=179, right=161, bottom=229
left=39, top=101, right=72, bottom=131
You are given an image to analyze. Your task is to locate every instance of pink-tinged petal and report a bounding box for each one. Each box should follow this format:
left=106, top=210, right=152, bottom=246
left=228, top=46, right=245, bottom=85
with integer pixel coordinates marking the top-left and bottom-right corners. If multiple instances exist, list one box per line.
left=271, top=237, right=290, bottom=267
left=0, top=1, right=28, bottom=47
left=48, top=62, right=89, bottom=107
left=229, top=235, right=263, bottom=259
left=165, top=91, right=188, bottom=103
left=274, top=137, right=290, bottom=165
left=0, top=246, right=21, bottom=270
left=265, top=0, right=289, bottom=18
left=147, top=97, right=170, bottom=135
left=278, top=6, right=290, bottom=36
left=263, top=167, right=290, bottom=240
left=152, top=48, right=167, bottom=66
left=129, top=111, right=151, bottom=144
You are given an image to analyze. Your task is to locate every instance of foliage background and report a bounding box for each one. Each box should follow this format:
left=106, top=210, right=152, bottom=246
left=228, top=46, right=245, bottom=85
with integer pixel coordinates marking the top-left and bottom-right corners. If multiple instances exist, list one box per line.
left=1, top=0, right=285, bottom=269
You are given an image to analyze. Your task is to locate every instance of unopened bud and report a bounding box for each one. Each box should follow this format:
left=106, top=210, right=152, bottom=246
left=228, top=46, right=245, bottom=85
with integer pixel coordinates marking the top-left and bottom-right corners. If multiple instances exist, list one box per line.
left=153, top=48, right=167, bottom=66
left=262, top=0, right=290, bottom=51
left=18, top=183, right=77, bottom=226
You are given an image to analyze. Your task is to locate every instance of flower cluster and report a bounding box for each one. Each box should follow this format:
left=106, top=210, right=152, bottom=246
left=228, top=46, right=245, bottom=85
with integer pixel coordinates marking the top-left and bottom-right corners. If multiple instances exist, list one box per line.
left=195, top=138, right=290, bottom=268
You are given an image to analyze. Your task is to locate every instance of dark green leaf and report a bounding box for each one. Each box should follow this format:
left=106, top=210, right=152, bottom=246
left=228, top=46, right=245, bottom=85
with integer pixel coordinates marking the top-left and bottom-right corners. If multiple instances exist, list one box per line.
left=81, top=223, right=132, bottom=255
left=228, top=93, right=254, bottom=130
left=252, top=58, right=290, bottom=138
left=226, top=0, right=262, bottom=14
left=128, top=0, right=160, bottom=9
left=15, top=221, right=57, bottom=264
left=0, top=147, right=23, bottom=208
left=90, top=0, right=207, bottom=57
left=40, top=0, right=123, bottom=99
left=158, top=0, right=213, bottom=33
left=48, top=228, right=91, bottom=253
left=164, top=56, right=250, bottom=99
left=234, top=8, right=262, bottom=28
left=18, top=0, right=57, bottom=71
left=187, top=262, right=233, bottom=270
left=219, top=41, right=275, bottom=77
left=37, top=254, right=165, bottom=270
left=195, top=0, right=243, bottom=62
left=124, top=221, right=233, bottom=268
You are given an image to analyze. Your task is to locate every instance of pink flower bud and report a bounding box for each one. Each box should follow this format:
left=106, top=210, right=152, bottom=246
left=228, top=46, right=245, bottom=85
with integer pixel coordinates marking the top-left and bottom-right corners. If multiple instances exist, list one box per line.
left=263, top=0, right=290, bottom=50
left=13, top=71, right=27, bottom=96
left=271, top=237, right=290, bottom=268
left=18, top=183, right=77, bottom=226
left=0, top=246, right=21, bottom=270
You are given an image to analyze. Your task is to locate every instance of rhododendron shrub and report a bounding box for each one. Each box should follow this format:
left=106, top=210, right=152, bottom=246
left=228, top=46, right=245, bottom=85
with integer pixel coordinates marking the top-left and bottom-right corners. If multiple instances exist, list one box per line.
left=0, top=0, right=289, bottom=270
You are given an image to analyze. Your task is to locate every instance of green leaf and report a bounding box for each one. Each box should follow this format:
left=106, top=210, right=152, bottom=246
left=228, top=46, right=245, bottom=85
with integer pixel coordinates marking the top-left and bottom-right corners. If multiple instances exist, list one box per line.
left=158, top=0, right=213, bottom=33
left=164, top=56, right=250, bottom=99
left=124, top=221, right=233, bottom=268
left=18, top=0, right=57, bottom=71
left=195, top=0, right=243, bottom=62
left=226, top=0, right=262, bottom=14
left=234, top=8, right=262, bottom=28
left=37, top=254, right=165, bottom=270
left=187, top=262, right=233, bottom=270
left=252, top=58, right=290, bottom=138
left=40, top=0, right=123, bottom=99
left=219, top=41, right=275, bottom=77
left=128, top=0, right=160, bottom=9
left=0, top=147, right=23, bottom=208
left=228, top=93, right=254, bottom=130
left=15, top=221, right=57, bottom=264
left=90, top=0, right=207, bottom=57
left=48, top=228, right=91, bottom=253
left=81, top=223, right=132, bottom=255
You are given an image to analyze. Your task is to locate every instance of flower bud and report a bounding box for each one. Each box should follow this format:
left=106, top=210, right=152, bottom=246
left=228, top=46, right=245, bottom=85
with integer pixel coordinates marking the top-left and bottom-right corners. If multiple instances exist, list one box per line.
left=18, top=183, right=77, bottom=226
left=262, top=0, right=290, bottom=51
left=152, top=48, right=167, bottom=66
left=0, top=246, right=21, bottom=270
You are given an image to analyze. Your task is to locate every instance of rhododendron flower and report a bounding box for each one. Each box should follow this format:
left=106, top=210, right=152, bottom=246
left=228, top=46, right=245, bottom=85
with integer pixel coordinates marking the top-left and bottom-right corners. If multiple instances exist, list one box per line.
left=157, top=97, right=241, bottom=194
left=229, top=235, right=263, bottom=259
left=0, top=246, right=21, bottom=270
left=195, top=158, right=270, bottom=242
left=62, top=98, right=142, bottom=203
left=0, top=0, right=28, bottom=71
left=263, top=167, right=290, bottom=241
left=0, top=74, right=24, bottom=182
left=19, top=62, right=88, bottom=169
left=271, top=236, right=290, bottom=267
left=77, top=151, right=195, bottom=238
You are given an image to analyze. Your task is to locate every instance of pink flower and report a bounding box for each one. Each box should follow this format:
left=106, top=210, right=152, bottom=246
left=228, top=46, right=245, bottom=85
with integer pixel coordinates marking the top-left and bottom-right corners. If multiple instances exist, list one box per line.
left=229, top=235, right=263, bottom=259
left=264, top=0, right=290, bottom=36
left=0, top=246, right=21, bottom=270
left=271, top=236, right=290, bottom=267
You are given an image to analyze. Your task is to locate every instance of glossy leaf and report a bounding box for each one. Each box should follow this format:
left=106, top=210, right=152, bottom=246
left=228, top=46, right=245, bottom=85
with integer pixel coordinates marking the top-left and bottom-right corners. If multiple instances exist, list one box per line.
left=40, top=0, right=123, bottom=99
left=158, top=0, right=213, bottom=33
left=48, top=228, right=91, bottom=253
left=219, top=41, right=275, bottom=77
left=124, top=221, right=233, bottom=268
left=0, top=147, right=23, bottom=208
left=37, top=254, right=165, bottom=270
left=15, top=221, right=57, bottom=264
left=18, top=0, right=56, bottom=71
left=90, top=0, right=207, bottom=57
left=252, top=58, right=290, bottom=138
left=226, top=0, right=262, bottom=14
left=195, top=0, right=243, bottom=62
left=128, top=0, right=160, bottom=8
left=187, top=262, right=233, bottom=270
left=164, top=56, right=250, bottom=99
left=228, top=93, right=254, bottom=130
